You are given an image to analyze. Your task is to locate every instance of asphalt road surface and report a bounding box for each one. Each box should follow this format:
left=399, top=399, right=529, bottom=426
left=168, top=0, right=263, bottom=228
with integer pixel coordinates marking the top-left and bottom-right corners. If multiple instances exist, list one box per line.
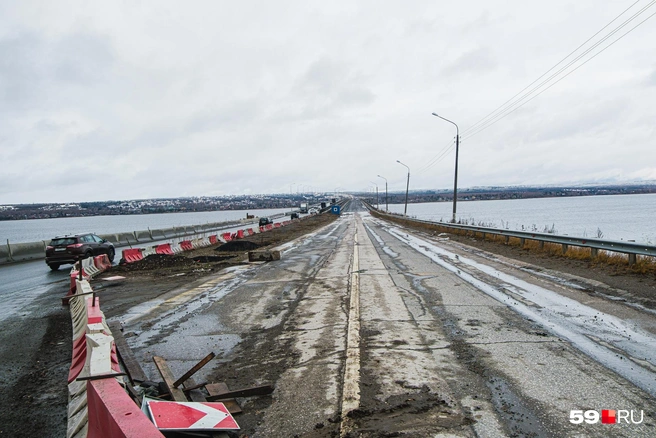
left=1, top=199, right=655, bottom=437
left=115, top=200, right=655, bottom=437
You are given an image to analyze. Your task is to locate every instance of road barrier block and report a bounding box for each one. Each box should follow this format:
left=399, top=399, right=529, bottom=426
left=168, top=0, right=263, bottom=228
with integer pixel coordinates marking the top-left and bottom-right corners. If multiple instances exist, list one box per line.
left=179, top=240, right=194, bottom=251
left=236, top=230, right=245, bottom=239
left=155, top=243, right=174, bottom=255
left=266, top=224, right=274, bottom=230
left=121, top=248, right=144, bottom=264
left=209, top=235, right=218, bottom=244
left=94, top=255, right=112, bottom=271
left=274, top=223, right=281, bottom=228
left=86, top=378, right=164, bottom=438
left=222, top=233, right=233, bottom=242
left=142, top=246, right=157, bottom=258
left=82, top=257, right=101, bottom=278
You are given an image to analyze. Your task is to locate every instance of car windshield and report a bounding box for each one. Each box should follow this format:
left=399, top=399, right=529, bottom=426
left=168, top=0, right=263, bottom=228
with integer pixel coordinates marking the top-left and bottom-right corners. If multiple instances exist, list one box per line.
left=50, top=238, right=77, bottom=246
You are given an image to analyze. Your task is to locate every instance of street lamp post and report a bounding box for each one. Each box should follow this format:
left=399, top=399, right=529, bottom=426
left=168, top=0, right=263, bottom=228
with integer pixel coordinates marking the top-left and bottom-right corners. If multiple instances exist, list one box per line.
left=396, top=160, right=410, bottom=216
left=432, top=112, right=460, bottom=223
left=377, top=175, right=388, bottom=211
left=370, top=182, right=379, bottom=209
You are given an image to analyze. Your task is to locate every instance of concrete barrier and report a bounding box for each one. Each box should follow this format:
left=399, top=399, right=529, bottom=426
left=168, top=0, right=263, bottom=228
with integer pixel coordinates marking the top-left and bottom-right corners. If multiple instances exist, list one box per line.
left=4, top=240, right=47, bottom=262
left=0, top=244, right=10, bottom=263
left=134, top=229, right=152, bottom=242
left=149, top=229, right=167, bottom=240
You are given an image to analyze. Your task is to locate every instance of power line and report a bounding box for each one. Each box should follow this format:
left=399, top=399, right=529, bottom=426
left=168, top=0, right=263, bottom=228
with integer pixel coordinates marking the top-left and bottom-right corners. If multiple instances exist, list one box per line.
left=461, top=0, right=647, bottom=137
left=463, top=4, right=656, bottom=141
left=416, top=141, right=454, bottom=174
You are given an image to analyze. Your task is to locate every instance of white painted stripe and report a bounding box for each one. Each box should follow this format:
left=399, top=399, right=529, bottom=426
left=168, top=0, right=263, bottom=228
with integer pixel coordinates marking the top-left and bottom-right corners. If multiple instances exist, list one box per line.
left=340, top=228, right=361, bottom=436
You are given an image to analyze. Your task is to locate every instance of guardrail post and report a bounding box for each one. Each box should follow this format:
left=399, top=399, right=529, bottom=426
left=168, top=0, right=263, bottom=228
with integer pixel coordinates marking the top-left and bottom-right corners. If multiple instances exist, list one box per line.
left=6, top=239, right=13, bottom=262
left=562, top=244, right=568, bottom=254
left=591, top=248, right=598, bottom=258
left=629, top=253, right=637, bottom=266
left=538, top=241, right=544, bottom=250
left=504, top=236, right=509, bottom=244
left=519, top=238, right=525, bottom=247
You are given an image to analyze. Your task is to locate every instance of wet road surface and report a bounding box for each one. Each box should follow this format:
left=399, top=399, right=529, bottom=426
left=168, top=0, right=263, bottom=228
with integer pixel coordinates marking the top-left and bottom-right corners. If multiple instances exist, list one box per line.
left=99, top=200, right=656, bottom=436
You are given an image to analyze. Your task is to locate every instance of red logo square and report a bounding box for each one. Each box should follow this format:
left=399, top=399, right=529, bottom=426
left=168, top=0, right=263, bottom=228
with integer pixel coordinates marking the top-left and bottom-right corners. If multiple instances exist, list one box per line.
left=601, top=410, right=616, bottom=424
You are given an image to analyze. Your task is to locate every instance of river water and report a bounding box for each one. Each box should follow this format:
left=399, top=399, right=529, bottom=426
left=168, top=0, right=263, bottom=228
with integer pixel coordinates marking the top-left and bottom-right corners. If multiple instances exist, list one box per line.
left=0, top=208, right=291, bottom=244
left=384, top=193, right=656, bottom=244
left=2, top=194, right=655, bottom=245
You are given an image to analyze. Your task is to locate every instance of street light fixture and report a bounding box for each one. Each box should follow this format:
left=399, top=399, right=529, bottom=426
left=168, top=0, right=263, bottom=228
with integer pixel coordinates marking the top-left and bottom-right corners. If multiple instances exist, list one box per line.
left=432, top=112, right=460, bottom=223
left=377, top=175, right=388, bottom=211
left=370, top=181, right=379, bottom=210
left=396, top=160, right=410, bottom=216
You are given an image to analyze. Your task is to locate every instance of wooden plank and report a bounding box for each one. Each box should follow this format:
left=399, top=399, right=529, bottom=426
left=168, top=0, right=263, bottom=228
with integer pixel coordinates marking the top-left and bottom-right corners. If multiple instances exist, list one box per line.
left=205, top=384, right=274, bottom=401
left=108, top=321, right=148, bottom=384
left=172, top=352, right=215, bottom=388
left=182, top=377, right=208, bottom=403
left=205, top=382, right=242, bottom=414
left=152, top=356, right=187, bottom=402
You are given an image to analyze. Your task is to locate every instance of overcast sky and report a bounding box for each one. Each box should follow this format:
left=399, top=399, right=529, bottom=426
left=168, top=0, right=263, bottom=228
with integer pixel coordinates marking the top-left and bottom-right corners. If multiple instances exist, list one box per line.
left=1, top=1, right=655, bottom=204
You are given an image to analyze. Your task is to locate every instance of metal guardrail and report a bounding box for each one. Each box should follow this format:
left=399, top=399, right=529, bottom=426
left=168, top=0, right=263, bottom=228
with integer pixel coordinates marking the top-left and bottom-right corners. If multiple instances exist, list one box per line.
left=371, top=210, right=656, bottom=263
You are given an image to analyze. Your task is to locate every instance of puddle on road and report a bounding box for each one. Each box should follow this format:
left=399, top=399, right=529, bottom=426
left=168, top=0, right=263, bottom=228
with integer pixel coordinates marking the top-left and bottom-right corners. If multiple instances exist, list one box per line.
left=383, top=225, right=656, bottom=398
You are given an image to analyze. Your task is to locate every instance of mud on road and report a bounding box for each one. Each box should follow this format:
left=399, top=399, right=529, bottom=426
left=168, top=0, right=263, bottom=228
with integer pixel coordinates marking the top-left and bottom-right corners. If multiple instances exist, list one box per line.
left=4, top=209, right=656, bottom=437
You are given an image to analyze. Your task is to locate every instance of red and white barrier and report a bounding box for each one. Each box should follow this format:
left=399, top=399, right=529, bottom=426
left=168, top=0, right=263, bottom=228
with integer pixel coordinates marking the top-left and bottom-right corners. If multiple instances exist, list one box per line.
left=179, top=240, right=194, bottom=251
left=94, top=255, right=112, bottom=271
left=122, top=248, right=144, bottom=263
left=155, top=243, right=174, bottom=255
left=81, top=257, right=102, bottom=278
left=67, top=278, right=163, bottom=437
left=141, top=246, right=157, bottom=258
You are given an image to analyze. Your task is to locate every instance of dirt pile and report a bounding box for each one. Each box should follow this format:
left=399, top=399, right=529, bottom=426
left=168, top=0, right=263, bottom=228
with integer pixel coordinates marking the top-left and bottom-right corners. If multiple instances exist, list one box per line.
left=110, top=213, right=339, bottom=279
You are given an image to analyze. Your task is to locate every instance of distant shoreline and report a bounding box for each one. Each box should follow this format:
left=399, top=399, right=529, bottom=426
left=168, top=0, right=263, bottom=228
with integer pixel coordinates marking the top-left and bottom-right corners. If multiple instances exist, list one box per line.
left=2, top=184, right=655, bottom=221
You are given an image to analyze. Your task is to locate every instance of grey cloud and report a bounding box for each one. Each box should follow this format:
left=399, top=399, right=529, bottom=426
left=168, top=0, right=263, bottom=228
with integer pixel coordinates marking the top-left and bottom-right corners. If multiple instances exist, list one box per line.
left=286, top=58, right=376, bottom=120
left=0, top=30, right=114, bottom=110
left=53, top=32, right=115, bottom=85
left=441, top=47, right=497, bottom=77
left=646, top=68, right=656, bottom=86
left=532, top=98, right=628, bottom=142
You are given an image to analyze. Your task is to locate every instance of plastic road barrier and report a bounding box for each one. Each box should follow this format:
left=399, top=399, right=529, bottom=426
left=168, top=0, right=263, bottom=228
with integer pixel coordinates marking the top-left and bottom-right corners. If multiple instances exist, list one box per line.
left=155, top=243, right=175, bottom=255
left=122, top=248, right=144, bottom=264
left=179, top=240, right=194, bottom=251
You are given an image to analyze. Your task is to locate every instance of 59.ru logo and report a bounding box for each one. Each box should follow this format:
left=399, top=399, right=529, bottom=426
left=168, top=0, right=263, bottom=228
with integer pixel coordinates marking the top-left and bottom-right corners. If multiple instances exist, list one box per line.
left=570, top=410, right=644, bottom=424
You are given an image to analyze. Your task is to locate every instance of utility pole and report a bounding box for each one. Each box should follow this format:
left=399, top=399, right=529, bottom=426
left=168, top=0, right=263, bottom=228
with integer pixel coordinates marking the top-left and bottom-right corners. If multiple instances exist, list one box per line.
left=377, top=175, right=388, bottom=211
left=370, top=182, right=379, bottom=210
left=397, top=160, right=410, bottom=216
left=432, top=112, right=460, bottom=223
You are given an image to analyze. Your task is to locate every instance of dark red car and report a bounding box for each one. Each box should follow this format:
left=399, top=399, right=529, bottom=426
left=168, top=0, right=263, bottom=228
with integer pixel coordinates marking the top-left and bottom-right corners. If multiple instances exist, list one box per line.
left=45, top=233, right=115, bottom=270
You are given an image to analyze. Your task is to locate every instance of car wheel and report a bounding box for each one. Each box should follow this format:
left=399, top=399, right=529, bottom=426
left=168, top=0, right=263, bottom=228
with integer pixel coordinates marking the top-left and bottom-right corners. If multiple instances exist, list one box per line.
left=85, top=250, right=93, bottom=260
left=48, top=263, right=60, bottom=271
left=107, top=248, right=115, bottom=263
